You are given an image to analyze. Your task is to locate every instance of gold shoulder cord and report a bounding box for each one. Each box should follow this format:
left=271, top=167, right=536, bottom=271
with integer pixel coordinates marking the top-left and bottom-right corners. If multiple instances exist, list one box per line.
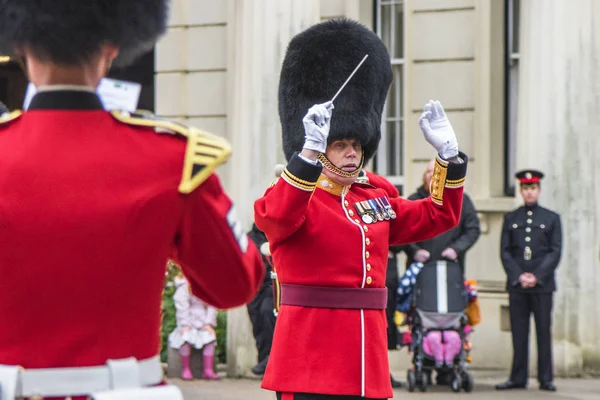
left=110, top=110, right=232, bottom=194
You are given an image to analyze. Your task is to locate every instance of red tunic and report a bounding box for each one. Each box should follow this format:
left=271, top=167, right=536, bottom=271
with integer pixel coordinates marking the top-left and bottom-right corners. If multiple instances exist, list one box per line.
left=254, top=153, right=467, bottom=398
left=0, top=90, right=263, bottom=372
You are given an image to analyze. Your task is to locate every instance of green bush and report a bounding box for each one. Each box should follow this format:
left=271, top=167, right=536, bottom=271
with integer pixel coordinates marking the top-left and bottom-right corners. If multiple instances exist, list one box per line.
left=160, top=262, right=179, bottom=363
left=215, top=311, right=227, bottom=364
left=160, top=262, right=227, bottom=364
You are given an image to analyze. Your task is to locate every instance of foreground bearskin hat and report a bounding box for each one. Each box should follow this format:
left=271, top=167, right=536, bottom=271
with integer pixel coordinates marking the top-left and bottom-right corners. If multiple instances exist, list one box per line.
left=279, top=18, right=393, bottom=162
left=0, top=0, right=169, bottom=67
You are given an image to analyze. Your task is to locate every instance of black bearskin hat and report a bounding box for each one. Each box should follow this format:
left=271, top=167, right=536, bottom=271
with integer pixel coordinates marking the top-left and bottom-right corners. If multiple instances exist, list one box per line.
left=0, top=0, right=169, bottom=67
left=279, top=18, right=392, bottom=162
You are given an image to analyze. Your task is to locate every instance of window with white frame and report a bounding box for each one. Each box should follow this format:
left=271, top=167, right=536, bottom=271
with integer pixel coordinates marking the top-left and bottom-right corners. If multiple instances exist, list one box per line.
left=505, top=0, right=520, bottom=195
left=374, top=0, right=404, bottom=191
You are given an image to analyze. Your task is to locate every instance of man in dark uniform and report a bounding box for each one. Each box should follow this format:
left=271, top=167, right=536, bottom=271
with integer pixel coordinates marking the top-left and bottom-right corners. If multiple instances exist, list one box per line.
left=247, top=223, right=277, bottom=376
left=496, top=170, right=562, bottom=392
left=401, top=159, right=481, bottom=275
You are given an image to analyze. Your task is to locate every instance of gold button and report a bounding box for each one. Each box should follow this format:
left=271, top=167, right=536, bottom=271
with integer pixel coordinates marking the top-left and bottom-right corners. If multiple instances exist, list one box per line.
left=525, top=237, right=531, bottom=242
left=366, top=277, right=372, bottom=284
left=354, top=219, right=360, bottom=224
left=526, top=227, right=531, bottom=232
left=344, top=200, right=349, bottom=206
left=365, top=238, right=370, bottom=245
left=363, top=225, right=369, bottom=232
left=366, top=264, right=371, bottom=271
left=349, top=210, right=354, bottom=216
left=365, top=251, right=370, bottom=259
left=527, top=219, right=532, bottom=224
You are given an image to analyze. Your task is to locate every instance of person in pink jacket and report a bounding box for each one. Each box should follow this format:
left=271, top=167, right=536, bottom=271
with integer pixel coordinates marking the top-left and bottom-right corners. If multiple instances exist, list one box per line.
left=169, top=274, right=219, bottom=380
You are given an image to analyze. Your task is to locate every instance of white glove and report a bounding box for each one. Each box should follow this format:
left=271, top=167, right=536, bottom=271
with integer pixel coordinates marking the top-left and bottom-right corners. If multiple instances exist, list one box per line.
left=302, top=101, right=334, bottom=154
left=418, top=100, right=459, bottom=159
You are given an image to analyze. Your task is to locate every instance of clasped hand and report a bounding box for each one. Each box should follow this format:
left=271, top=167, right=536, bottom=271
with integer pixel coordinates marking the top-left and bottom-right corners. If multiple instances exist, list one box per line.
left=519, top=273, right=537, bottom=288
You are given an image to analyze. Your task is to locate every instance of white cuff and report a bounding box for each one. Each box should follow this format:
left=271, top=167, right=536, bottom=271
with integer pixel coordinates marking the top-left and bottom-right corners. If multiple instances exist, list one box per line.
left=298, top=154, right=320, bottom=166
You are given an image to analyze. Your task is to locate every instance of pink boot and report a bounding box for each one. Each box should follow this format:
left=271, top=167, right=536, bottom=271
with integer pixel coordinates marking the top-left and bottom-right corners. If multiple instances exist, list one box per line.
left=180, top=343, right=193, bottom=380
left=443, top=331, right=462, bottom=365
left=202, top=355, right=220, bottom=380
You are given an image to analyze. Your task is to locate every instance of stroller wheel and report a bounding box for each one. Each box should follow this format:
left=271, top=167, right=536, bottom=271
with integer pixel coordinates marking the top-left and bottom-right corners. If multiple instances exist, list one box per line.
left=451, top=376, right=461, bottom=393
left=406, top=369, right=416, bottom=392
left=462, top=373, right=474, bottom=392
left=418, top=373, right=428, bottom=392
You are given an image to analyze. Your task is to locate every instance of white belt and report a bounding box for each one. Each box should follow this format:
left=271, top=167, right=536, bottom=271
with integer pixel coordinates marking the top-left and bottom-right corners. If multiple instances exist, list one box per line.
left=0, top=355, right=164, bottom=398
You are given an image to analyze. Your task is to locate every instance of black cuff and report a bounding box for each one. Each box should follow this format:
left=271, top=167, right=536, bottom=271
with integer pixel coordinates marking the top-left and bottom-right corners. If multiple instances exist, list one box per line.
left=445, top=151, right=468, bottom=182
left=281, top=152, right=323, bottom=191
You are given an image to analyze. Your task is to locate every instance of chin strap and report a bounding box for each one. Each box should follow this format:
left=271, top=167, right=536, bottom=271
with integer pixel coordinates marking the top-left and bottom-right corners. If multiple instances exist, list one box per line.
left=317, top=153, right=364, bottom=179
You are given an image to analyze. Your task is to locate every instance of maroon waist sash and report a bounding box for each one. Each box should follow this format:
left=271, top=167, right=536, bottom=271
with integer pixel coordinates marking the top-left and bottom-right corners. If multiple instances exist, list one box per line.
left=280, top=283, right=388, bottom=310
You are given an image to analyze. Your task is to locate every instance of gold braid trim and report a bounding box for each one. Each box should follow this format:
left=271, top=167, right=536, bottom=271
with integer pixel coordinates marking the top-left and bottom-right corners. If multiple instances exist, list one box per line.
left=0, top=110, right=23, bottom=126
left=281, top=169, right=317, bottom=191
left=445, top=177, right=466, bottom=188
left=317, top=153, right=364, bottom=179
left=430, top=156, right=448, bottom=205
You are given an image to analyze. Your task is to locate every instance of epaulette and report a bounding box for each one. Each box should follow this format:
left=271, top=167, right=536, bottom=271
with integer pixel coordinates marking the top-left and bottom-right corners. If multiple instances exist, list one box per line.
left=0, top=111, right=23, bottom=127
left=110, top=110, right=232, bottom=194
left=269, top=178, right=280, bottom=188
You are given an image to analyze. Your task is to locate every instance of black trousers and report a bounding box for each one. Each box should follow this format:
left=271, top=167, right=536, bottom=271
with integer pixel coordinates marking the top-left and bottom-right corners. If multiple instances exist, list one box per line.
left=247, top=286, right=276, bottom=363
left=276, top=393, right=386, bottom=400
left=385, top=277, right=398, bottom=350
left=509, top=291, right=554, bottom=385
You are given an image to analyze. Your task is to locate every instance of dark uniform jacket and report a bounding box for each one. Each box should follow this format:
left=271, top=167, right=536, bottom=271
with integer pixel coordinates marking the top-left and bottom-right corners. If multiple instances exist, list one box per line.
left=501, top=204, right=562, bottom=293
left=401, top=187, right=480, bottom=273
left=248, top=223, right=273, bottom=292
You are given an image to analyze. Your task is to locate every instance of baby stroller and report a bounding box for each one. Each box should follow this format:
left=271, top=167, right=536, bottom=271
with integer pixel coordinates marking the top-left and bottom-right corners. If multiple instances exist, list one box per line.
left=406, top=260, right=473, bottom=393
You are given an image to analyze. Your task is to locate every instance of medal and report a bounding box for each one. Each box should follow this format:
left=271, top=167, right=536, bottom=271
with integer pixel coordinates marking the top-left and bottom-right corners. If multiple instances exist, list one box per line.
left=368, top=199, right=384, bottom=221
left=382, top=197, right=397, bottom=219
left=376, top=198, right=391, bottom=220
left=356, top=201, right=378, bottom=224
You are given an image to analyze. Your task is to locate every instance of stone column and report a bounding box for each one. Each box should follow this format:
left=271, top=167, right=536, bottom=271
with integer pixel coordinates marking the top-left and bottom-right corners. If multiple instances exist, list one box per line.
left=517, top=0, right=600, bottom=376
left=224, top=0, right=319, bottom=377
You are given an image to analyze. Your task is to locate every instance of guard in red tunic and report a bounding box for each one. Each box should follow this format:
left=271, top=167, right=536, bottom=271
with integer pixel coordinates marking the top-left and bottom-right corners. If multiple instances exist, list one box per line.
left=0, top=1, right=263, bottom=399
left=254, top=19, right=469, bottom=400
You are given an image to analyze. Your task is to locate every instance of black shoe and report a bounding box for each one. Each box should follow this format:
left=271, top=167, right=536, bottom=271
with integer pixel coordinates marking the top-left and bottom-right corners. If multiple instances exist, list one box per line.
left=495, top=380, right=527, bottom=390
left=390, top=374, right=404, bottom=388
left=539, top=382, right=557, bottom=392
left=251, top=357, right=269, bottom=375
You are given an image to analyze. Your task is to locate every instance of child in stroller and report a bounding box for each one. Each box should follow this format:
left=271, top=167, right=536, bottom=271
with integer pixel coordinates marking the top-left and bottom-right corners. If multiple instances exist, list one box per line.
left=396, top=260, right=479, bottom=392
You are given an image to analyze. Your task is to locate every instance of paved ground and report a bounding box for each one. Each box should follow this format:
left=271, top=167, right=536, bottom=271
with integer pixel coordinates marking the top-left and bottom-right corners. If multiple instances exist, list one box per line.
left=169, top=371, right=600, bottom=399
